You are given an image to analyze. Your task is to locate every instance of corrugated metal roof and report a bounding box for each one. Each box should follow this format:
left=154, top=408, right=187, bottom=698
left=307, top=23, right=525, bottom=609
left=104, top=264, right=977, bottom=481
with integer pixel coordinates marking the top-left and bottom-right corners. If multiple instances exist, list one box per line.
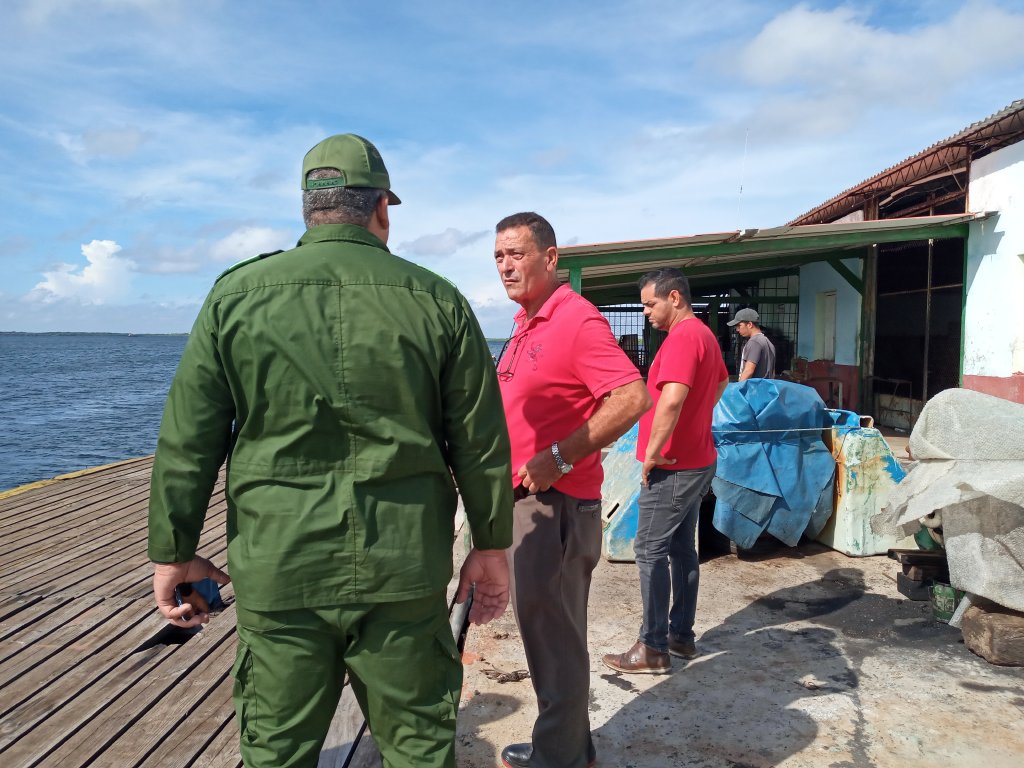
left=789, top=99, right=1024, bottom=225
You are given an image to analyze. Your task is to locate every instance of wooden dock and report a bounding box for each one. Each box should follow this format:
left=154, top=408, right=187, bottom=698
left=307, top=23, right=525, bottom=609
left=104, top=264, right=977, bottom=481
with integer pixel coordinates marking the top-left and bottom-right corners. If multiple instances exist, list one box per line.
left=0, top=456, right=428, bottom=768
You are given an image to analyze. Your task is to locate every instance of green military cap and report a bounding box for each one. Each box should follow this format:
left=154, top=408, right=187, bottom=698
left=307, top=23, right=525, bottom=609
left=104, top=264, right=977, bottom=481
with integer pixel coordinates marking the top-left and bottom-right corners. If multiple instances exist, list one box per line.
left=301, top=133, right=401, bottom=204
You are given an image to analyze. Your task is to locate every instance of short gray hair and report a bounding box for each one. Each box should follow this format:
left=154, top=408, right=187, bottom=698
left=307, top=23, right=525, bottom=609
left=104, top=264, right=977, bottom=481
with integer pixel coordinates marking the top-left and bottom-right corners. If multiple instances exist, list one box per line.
left=302, top=169, right=384, bottom=228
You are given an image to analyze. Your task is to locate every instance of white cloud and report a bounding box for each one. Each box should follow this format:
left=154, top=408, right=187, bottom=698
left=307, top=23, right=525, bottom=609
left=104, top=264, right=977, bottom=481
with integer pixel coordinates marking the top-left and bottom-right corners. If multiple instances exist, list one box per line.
left=209, top=225, right=293, bottom=263
left=18, top=0, right=171, bottom=26
left=138, top=245, right=204, bottom=274
left=3, top=1, right=1021, bottom=340
left=56, top=126, right=150, bottom=161
left=398, top=228, right=489, bottom=258
left=29, top=239, right=135, bottom=304
left=735, top=2, right=1024, bottom=104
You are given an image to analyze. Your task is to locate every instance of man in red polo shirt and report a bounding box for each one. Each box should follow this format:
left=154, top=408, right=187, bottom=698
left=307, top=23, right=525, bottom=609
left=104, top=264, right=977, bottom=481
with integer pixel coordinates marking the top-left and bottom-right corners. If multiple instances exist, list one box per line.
left=602, top=267, right=728, bottom=675
left=493, top=212, right=651, bottom=768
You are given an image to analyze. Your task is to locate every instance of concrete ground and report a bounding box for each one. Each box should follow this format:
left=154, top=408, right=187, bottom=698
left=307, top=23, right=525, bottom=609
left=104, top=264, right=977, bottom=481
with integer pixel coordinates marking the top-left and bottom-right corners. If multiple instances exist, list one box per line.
left=455, top=540, right=1024, bottom=768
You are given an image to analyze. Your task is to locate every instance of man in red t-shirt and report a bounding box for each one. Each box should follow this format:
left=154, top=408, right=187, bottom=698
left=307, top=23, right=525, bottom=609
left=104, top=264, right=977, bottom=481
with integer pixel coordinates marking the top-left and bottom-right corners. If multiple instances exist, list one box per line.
left=494, top=212, right=651, bottom=768
left=603, top=267, right=728, bottom=675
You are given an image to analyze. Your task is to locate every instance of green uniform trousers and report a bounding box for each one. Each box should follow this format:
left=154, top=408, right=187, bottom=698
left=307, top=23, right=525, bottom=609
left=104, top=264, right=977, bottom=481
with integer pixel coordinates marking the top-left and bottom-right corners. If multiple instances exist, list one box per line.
left=232, top=591, right=461, bottom=768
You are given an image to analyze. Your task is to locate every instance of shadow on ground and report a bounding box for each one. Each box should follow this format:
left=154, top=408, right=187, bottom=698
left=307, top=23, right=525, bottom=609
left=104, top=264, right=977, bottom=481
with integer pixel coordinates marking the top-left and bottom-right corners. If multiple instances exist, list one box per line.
left=590, top=559, right=1004, bottom=768
left=593, top=567, right=864, bottom=767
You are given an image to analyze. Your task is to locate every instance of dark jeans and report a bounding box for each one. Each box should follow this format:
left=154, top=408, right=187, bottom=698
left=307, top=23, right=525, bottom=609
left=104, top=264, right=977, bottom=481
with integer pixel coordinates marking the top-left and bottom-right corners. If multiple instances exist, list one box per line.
left=634, top=463, right=716, bottom=652
left=508, top=488, right=601, bottom=768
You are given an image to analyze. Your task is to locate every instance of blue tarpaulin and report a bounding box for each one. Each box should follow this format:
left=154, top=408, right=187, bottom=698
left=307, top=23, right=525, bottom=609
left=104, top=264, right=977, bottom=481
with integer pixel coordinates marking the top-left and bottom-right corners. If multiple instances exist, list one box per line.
left=712, top=379, right=835, bottom=548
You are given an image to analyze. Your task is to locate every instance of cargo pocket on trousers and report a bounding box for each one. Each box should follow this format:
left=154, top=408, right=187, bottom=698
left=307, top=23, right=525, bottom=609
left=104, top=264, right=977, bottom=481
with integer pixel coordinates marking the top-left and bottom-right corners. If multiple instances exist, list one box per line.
left=231, top=638, right=257, bottom=743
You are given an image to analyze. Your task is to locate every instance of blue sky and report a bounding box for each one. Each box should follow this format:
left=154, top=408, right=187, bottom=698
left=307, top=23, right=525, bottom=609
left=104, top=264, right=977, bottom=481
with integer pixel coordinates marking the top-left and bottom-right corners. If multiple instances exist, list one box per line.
left=1, top=0, right=1022, bottom=338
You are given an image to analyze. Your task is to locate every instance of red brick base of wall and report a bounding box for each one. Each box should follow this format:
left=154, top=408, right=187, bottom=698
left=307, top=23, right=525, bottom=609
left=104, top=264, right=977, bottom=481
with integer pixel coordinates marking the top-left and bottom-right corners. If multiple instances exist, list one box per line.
left=795, top=360, right=861, bottom=413
left=963, top=374, right=1024, bottom=404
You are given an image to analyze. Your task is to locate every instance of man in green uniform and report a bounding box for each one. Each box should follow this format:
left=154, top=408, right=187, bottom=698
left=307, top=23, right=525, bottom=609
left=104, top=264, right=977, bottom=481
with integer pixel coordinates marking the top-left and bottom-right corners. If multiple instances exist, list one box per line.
left=148, top=134, right=513, bottom=768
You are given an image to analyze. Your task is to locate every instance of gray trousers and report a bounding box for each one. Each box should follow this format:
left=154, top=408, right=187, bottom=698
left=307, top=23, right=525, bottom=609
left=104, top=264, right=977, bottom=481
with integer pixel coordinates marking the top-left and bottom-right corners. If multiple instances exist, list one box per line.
left=507, top=488, right=601, bottom=768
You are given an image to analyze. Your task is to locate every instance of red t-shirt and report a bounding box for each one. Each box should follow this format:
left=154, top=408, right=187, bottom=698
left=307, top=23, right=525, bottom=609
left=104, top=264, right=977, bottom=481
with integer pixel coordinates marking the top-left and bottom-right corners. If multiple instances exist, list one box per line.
left=637, top=317, right=727, bottom=470
left=498, top=284, right=642, bottom=499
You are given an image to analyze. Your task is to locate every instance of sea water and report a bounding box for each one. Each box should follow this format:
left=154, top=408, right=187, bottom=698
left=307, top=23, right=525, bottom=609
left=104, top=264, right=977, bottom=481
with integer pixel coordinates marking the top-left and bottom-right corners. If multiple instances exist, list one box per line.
left=0, top=333, right=188, bottom=492
left=0, top=333, right=507, bottom=492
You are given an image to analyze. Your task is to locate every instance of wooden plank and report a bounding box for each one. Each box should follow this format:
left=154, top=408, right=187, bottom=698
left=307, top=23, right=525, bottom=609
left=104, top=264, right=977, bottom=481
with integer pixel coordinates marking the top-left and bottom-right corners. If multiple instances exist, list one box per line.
left=37, top=614, right=234, bottom=765
left=0, top=506, right=228, bottom=596
left=0, top=486, right=150, bottom=555
left=0, top=595, right=104, bottom=662
left=1, top=530, right=154, bottom=595
left=0, top=461, right=222, bottom=542
left=0, top=472, right=149, bottom=531
left=0, top=599, right=154, bottom=697
left=200, top=722, right=245, bottom=768
left=0, top=486, right=151, bottom=562
left=136, top=679, right=236, bottom=767
left=0, top=594, right=44, bottom=625
left=48, top=625, right=238, bottom=766
left=318, top=684, right=368, bottom=768
left=0, top=460, right=469, bottom=767
left=345, top=731, right=383, bottom=768
left=0, top=606, right=231, bottom=762
left=0, top=483, right=190, bottom=563
left=82, top=535, right=230, bottom=604
left=886, top=548, right=948, bottom=565
left=0, top=469, right=128, bottom=516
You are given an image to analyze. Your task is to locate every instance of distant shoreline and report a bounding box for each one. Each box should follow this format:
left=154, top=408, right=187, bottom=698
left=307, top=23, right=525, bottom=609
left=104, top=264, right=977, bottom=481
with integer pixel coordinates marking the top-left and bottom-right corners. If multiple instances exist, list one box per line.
left=5, top=331, right=496, bottom=340
left=0, top=331, right=189, bottom=336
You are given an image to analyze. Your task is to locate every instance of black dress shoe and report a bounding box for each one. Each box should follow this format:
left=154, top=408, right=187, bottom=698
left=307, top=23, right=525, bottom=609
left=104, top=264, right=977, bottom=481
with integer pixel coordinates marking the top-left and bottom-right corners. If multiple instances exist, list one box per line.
left=500, top=743, right=533, bottom=767
left=500, top=741, right=596, bottom=767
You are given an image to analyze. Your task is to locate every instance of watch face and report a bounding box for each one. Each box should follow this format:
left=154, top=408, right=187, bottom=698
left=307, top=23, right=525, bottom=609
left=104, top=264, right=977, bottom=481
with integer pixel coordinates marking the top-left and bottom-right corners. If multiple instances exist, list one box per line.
left=552, top=443, right=571, bottom=473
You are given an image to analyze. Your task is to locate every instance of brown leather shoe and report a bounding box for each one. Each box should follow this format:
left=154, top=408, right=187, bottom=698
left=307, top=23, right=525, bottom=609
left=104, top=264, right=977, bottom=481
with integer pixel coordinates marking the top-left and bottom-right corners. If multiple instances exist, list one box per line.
left=668, top=637, right=698, bottom=659
left=602, top=640, right=671, bottom=674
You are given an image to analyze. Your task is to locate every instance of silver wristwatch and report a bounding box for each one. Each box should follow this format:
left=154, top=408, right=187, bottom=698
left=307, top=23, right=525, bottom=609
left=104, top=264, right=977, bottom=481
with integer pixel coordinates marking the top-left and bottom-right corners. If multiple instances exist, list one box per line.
left=551, top=442, right=573, bottom=474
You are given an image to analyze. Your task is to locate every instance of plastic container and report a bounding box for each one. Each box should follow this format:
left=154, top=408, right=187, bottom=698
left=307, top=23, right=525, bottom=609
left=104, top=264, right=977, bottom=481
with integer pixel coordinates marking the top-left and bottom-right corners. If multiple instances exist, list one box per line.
left=814, top=409, right=917, bottom=556
left=930, top=582, right=966, bottom=623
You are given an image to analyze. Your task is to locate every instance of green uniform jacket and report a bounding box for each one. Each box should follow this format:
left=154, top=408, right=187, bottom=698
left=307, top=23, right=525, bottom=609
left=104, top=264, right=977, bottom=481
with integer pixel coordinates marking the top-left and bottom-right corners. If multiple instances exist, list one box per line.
left=148, top=224, right=513, bottom=610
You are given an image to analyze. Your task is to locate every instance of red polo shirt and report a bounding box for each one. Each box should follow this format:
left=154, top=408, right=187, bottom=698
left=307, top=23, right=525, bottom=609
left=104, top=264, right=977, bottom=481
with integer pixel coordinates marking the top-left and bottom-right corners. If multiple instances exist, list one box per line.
left=498, top=284, right=642, bottom=499
left=638, top=317, right=727, bottom=469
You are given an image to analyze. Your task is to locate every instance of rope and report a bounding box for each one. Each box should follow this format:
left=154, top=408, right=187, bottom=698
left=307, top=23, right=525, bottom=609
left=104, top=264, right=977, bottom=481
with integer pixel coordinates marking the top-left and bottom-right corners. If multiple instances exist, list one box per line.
left=712, top=425, right=867, bottom=434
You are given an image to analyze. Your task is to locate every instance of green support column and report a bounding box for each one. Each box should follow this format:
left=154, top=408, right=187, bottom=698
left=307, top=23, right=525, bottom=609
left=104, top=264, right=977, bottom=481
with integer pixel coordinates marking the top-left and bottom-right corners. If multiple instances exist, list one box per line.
left=569, top=266, right=582, bottom=294
left=708, top=297, right=721, bottom=333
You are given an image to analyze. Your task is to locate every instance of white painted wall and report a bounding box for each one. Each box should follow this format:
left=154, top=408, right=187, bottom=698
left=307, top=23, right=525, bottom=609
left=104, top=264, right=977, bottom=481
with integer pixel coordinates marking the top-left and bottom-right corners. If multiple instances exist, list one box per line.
left=797, top=259, right=862, bottom=365
left=965, top=141, right=1024, bottom=377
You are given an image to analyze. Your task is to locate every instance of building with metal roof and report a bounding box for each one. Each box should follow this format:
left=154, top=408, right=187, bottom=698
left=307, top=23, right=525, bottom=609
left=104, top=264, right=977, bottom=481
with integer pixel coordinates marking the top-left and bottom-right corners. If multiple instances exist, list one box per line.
left=557, top=99, right=1024, bottom=425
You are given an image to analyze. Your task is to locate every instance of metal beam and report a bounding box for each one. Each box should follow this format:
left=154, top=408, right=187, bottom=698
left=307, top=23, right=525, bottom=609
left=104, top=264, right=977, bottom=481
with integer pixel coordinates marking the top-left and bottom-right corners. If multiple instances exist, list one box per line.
left=826, top=256, right=864, bottom=294
left=572, top=251, right=827, bottom=290
left=859, top=245, right=878, bottom=411
left=959, top=238, right=968, bottom=386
